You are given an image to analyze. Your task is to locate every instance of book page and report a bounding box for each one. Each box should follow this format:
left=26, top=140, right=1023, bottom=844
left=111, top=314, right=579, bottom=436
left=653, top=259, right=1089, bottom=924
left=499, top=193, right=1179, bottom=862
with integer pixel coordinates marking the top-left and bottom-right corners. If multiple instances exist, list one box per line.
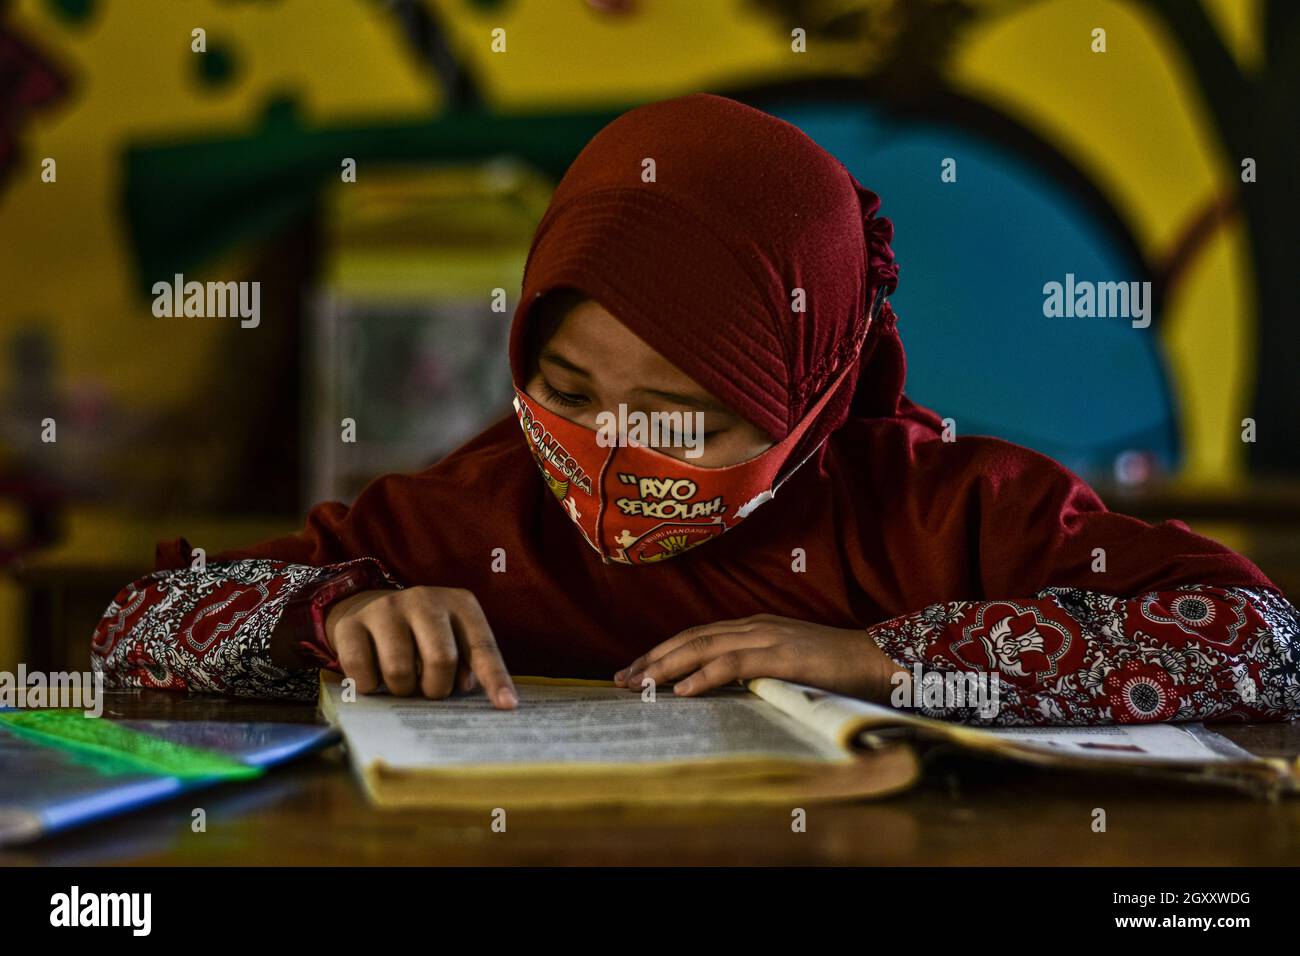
left=323, top=679, right=849, bottom=770
left=956, top=722, right=1252, bottom=763
left=746, top=678, right=1254, bottom=765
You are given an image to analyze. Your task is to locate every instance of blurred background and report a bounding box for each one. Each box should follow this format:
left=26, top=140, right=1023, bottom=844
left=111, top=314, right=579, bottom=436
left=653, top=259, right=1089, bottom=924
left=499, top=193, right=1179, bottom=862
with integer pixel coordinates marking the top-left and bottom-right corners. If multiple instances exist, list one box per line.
left=1, top=0, right=1297, bottom=675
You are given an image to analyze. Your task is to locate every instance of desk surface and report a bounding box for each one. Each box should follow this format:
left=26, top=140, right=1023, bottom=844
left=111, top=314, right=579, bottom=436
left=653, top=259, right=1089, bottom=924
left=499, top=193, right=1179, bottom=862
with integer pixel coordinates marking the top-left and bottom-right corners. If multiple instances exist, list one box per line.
left=5, top=690, right=1300, bottom=866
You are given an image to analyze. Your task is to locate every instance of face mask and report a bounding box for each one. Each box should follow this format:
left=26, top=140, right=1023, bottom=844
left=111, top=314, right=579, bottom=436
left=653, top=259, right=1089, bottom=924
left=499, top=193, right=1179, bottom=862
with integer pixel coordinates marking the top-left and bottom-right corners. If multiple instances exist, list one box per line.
left=512, top=358, right=856, bottom=565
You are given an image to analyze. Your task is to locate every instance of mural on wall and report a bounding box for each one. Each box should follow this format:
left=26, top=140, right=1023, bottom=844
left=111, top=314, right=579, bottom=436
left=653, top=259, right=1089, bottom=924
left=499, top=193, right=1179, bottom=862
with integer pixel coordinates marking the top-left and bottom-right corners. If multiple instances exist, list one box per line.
left=0, top=0, right=1291, bottom=531
left=752, top=0, right=1299, bottom=476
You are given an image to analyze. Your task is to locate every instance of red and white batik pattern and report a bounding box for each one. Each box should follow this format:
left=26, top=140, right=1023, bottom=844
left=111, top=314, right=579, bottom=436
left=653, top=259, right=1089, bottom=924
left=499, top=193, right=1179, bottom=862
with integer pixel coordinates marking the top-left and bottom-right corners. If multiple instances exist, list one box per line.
left=90, top=557, right=399, bottom=701
left=91, top=559, right=1300, bottom=725
left=866, top=585, right=1300, bottom=725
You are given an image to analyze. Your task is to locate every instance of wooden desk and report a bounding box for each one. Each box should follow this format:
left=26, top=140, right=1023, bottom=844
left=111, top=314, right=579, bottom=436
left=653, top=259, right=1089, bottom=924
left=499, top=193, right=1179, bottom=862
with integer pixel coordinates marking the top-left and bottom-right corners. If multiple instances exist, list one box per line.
left=4, top=689, right=1299, bottom=866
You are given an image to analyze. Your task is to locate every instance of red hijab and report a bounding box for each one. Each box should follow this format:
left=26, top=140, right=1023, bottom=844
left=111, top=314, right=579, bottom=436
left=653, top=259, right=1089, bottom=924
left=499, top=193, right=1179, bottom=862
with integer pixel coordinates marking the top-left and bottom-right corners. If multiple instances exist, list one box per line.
left=177, top=93, right=1274, bottom=678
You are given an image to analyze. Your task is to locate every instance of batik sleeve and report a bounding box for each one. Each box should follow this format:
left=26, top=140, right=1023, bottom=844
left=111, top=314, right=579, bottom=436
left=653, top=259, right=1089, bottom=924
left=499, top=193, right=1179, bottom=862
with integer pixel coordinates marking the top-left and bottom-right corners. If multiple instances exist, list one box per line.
left=864, top=584, right=1300, bottom=726
left=90, top=557, right=399, bottom=701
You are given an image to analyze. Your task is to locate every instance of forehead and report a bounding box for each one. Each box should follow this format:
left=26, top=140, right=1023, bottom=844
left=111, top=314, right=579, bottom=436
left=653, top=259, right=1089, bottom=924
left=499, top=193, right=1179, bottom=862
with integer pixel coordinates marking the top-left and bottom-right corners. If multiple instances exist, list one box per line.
left=541, top=298, right=699, bottom=391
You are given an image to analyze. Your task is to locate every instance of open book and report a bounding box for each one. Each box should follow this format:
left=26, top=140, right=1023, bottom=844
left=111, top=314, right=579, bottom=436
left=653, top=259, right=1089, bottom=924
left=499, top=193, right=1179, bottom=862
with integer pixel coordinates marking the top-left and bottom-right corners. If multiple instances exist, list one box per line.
left=747, top=678, right=1299, bottom=798
left=318, top=672, right=1298, bottom=808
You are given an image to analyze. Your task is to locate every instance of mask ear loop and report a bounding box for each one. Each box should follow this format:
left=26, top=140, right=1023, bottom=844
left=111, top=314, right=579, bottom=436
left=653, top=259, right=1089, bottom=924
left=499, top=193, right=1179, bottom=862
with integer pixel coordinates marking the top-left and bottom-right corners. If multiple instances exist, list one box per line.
left=769, top=286, right=888, bottom=493
left=593, top=442, right=619, bottom=565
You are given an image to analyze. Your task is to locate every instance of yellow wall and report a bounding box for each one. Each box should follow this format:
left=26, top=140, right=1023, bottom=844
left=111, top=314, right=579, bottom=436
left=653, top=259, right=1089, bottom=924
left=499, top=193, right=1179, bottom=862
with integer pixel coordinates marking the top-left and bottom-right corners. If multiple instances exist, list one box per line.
left=953, top=0, right=1260, bottom=484
left=0, top=0, right=1269, bottom=667
left=2, top=0, right=1263, bottom=484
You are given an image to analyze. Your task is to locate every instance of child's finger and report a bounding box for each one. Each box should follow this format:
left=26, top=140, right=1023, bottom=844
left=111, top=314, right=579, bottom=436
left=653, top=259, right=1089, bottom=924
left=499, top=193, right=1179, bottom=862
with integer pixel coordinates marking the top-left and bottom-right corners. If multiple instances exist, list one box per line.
left=626, top=629, right=777, bottom=689
left=333, top=621, right=381, bottom=695
left=673, top=647, right=789, bottom=696
left=451, top=597, right=518, bottom=710
left=454, top=663, right=477, bottom=694
left=371, top=618, right=420, bottom=697
left=616, top=616, right=764, bottom=684
left=408, top=610, right=459, bottom=699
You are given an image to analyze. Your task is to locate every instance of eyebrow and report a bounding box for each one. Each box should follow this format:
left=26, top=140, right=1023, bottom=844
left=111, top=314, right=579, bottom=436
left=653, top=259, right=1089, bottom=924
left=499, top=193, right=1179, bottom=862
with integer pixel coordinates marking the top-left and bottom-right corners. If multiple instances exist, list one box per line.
left=539, top=349, right=591, bottom=377
left=539, top=350, right=730, bottom=415
left=631, top=388, right=729, bottom=414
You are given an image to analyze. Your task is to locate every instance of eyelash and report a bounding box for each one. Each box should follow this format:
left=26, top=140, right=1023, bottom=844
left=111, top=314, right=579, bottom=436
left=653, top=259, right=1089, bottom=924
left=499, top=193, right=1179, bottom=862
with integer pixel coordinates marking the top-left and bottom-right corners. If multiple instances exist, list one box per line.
left=540, top=381, right=724, bottom=439
left=540, top=381, right=588, bottom=408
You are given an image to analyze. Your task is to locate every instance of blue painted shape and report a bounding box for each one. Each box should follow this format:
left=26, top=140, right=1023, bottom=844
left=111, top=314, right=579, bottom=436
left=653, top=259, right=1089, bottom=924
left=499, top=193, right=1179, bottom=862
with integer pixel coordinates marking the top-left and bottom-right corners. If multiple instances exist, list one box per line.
left=771, top=103, right=1177, bottom=479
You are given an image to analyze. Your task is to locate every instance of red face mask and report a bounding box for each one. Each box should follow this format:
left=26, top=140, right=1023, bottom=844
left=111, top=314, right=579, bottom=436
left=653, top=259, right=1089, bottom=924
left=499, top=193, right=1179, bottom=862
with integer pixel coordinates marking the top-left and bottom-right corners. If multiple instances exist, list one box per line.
left=512, top=359, right=855, bottom=565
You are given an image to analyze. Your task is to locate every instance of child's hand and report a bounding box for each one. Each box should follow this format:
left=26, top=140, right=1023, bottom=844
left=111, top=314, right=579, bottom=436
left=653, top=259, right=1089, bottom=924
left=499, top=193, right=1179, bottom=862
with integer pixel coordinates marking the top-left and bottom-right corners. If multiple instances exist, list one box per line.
left=325, top=586, right=518, bottom=708
left=612, top=614, right=907, bottom=702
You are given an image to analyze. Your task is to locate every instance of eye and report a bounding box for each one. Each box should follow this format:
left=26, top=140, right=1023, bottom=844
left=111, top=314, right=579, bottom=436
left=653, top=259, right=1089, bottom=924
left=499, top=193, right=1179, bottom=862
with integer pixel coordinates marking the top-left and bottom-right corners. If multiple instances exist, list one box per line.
left=540, top=380, right=588, bottom=408
left=667, top=428, right=723, bottom=445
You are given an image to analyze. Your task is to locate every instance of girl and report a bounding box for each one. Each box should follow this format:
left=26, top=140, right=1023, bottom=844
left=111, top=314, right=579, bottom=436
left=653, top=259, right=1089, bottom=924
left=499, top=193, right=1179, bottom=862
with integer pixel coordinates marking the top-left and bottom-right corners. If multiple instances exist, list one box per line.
left=92, top=94, right=1300, bottom=726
